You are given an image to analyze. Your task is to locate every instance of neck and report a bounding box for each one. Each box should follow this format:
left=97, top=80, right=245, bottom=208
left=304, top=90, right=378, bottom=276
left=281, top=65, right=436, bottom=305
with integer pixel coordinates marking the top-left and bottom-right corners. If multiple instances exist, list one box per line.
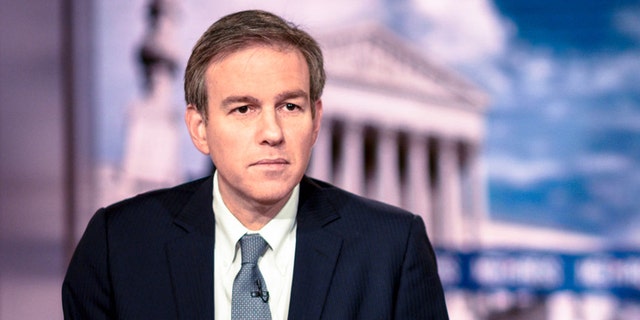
left=232, top=203, right=285, bottom=231
left=213, top=171, right=297, bottom=231
left=220, top=188, right=292, bottom=231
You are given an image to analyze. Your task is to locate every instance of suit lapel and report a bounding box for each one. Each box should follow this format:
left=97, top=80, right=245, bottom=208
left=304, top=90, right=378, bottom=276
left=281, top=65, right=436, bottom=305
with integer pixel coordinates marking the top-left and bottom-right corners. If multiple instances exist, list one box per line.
left=163, top=176, right=342, bottom=319
left=166, top=176, right=215, bottom=319
left=288, top=177, right=343, bottom=320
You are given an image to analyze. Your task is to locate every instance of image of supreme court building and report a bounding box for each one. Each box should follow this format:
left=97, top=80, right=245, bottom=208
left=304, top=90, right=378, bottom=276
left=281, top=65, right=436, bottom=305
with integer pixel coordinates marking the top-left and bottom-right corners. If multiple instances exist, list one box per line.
left=309, top=25, right=636, bottom=320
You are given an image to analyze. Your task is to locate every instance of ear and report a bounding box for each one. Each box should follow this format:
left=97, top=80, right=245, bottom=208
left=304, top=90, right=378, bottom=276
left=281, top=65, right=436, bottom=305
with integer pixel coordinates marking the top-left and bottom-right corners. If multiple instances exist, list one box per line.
left=185, top=105, right=211, bottom=155
left=312, top=99, right=323, bottom=144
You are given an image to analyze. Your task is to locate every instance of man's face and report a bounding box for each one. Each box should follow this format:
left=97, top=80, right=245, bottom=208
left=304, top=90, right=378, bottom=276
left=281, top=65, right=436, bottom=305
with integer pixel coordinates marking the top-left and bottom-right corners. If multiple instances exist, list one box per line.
left=186, top=45, right=322, bottom=211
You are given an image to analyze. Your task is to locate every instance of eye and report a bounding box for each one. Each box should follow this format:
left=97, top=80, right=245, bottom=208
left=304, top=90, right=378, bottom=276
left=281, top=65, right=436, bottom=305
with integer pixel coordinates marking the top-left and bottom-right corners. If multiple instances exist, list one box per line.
left=235, top=106, right=249, bottom=114
left=284, top=103, right=299, bottom=111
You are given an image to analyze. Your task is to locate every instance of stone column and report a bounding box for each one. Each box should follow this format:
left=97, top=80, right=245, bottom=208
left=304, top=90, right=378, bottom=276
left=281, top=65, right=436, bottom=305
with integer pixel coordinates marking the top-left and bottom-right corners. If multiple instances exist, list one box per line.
left=437, top=138, right=464, bottom=248
left=373, top=128, right=401, bottom=206
left=335, top=121, right=364, bottom=196
left=547, top=292, right=577, bottom=320
left=308, top=119, right=332, bottom=182
left=405, top=134, right=433, bottom=236
left=580, top=294, right=616, bottom=320
left=466, top=143, right=487, bottom=244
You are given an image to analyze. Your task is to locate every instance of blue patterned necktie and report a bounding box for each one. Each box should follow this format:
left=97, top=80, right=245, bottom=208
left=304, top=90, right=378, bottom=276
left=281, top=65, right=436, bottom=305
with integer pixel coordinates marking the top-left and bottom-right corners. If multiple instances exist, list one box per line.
left=231, top=234, right=272, bottom=320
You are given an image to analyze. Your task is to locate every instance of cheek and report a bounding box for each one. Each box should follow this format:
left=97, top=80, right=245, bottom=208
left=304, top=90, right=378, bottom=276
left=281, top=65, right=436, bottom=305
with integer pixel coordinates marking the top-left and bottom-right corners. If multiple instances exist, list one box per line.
left=208, top=121, right=248, bottom=144
left=207, top=128, right=245, bottom=160
left=290, top=125, right=317, bottom=152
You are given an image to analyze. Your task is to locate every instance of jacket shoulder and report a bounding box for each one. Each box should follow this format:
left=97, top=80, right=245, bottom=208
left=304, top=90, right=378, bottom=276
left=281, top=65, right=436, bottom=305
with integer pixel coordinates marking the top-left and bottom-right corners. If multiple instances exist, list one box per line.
left=303, top=176, right=418, bottom=225
left=91, top=176, right=213, bottom=238
left=102, top=176, right=210, bottom=219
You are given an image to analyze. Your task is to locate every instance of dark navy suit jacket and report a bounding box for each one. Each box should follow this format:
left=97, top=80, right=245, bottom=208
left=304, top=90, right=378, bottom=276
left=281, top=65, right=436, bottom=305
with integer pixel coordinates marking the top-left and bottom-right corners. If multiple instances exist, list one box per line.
left=62, top=175, right=449, bottom=319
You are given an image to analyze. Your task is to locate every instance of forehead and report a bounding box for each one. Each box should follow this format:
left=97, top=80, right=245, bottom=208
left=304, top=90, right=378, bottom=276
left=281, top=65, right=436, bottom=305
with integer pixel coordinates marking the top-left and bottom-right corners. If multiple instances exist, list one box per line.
left=209, top=44, right=305, bottom=69
left=204, top=45, right=310, bottom=92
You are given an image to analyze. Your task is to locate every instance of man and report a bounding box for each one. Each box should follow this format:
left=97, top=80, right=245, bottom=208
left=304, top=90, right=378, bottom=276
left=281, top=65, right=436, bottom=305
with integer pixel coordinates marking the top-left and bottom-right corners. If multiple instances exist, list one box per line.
left=63, top=9, right=449, bottom=319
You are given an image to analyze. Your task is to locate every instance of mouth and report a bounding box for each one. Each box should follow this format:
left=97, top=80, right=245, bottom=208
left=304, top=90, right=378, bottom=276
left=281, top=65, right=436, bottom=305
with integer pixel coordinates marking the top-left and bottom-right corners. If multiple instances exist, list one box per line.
left=250, top=158, right=290, bottom=167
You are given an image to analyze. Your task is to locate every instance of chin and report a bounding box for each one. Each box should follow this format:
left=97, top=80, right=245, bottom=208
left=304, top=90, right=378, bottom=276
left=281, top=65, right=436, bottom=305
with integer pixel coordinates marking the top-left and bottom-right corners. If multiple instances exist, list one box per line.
left=250, top=180, right=297, bottom=204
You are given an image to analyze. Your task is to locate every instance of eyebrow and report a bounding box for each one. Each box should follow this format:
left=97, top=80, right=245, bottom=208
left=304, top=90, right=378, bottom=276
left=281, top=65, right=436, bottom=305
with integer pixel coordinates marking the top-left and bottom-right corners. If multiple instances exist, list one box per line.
left=275, top=90, right=309, bottom=103
left=220, top=90, right=309, bottom=108
left=221, top=95, right=261, bottom=108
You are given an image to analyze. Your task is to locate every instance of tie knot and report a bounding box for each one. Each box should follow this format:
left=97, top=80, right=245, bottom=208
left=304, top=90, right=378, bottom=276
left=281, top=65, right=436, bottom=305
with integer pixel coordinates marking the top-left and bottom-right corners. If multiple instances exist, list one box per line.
left=239, top=234, right=268, bottom=264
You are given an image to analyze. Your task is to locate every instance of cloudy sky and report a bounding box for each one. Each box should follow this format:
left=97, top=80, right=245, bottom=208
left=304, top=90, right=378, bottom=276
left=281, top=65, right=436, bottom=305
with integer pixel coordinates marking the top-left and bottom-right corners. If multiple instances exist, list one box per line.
left=98, top=0, right=640, bottom=244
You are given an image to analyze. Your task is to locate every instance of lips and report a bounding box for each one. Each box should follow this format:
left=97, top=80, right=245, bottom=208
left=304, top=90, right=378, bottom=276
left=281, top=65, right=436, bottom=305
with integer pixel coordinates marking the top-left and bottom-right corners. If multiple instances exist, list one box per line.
left=251, top=158, right=289, bottom=166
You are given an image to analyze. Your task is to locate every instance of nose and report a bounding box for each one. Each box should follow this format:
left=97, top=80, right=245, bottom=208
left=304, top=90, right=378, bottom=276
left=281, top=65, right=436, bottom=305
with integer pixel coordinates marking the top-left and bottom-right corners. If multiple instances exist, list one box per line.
left=258, top=108, right=284, bottom=146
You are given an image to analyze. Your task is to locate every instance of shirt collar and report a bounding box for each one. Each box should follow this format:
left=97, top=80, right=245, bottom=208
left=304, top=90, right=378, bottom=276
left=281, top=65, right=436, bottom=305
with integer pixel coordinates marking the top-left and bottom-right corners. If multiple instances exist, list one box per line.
left=212, top=171, right=298, bottom=271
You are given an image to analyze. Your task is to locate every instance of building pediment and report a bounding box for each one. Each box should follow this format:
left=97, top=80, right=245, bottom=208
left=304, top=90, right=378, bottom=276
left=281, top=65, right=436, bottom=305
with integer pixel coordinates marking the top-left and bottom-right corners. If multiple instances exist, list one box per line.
left=319, top=23, right=488, bottom=111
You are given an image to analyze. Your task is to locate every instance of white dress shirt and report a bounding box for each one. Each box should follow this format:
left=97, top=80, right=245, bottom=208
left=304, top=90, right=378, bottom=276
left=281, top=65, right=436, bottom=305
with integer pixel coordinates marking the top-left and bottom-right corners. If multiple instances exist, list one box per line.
left=212, top=171, right=298, bottom=320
